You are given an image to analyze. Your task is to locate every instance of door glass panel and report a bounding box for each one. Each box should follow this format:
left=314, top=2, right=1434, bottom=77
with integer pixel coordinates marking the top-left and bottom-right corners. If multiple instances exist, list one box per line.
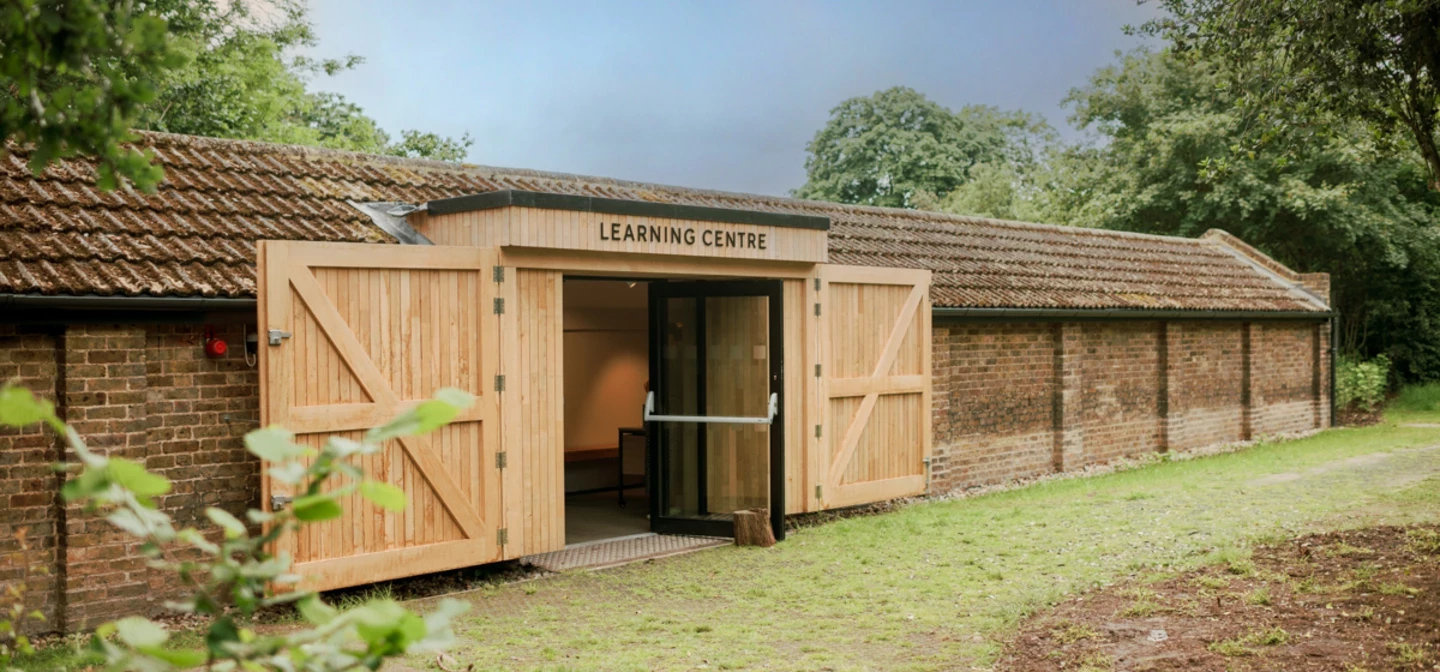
left=704, top=296, right=769, bottom=515
left=659, top=297, right=701, bottom=518
left=651, top=290, right=772, bottom=530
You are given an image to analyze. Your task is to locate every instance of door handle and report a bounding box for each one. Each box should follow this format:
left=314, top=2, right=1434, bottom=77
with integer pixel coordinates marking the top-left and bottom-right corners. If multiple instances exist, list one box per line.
left=642, top=391, right=778, bottom=425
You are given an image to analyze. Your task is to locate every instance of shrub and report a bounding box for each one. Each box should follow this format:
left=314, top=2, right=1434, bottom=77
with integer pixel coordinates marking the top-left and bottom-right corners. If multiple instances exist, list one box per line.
left=1392, top=382, right=1440, bottom=413
left=0, top=383, right=473, bottom=671
left=1336, top=354, right=1391, bottom=411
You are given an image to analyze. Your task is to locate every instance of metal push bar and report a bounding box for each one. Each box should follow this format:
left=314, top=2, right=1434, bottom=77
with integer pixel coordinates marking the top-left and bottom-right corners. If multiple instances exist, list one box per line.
left=643, top=391, right=778, bottom=425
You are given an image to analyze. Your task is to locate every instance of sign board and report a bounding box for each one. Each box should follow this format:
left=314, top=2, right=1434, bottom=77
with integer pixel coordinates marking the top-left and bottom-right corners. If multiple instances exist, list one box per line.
left=416, top=190, right=829, bottom=264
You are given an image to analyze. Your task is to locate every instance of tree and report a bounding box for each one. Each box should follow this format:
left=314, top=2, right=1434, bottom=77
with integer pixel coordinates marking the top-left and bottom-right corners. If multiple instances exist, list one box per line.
left=0, top=0, right=183, bottom=191
left=0, top=0, right=473, bottom=192
left=793, top=86, right=1052, bottom=208
left=0, top=383, right=472, bottom=670
left=1060, top=49, right=1440, bottom=380
left=1141, top=0, right=1440, bottom=190
left=135, top=0, right=473, bottom=162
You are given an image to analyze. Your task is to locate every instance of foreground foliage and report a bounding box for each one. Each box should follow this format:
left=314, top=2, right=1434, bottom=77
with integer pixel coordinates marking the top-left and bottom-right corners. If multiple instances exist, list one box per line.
left=0, top=0, right=180, bottom=191
left=0, top=383, right=471, bottom=671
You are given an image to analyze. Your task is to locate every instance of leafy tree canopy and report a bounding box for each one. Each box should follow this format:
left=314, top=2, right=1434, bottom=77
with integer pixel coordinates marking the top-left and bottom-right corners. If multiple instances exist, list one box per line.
left=1062, top=49, right=1440, bottom=378
left=793, top=86, right=1052, bottom=208
left=0, top=0, right=181, bottom=191
left=1, top=0, right=473, bottom=191
left=1140, top=0, right=1440, bottom=190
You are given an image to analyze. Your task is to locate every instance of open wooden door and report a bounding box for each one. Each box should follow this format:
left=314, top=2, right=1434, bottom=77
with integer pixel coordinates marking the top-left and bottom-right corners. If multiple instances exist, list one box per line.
left=258, top=241, right=502, bottom=591
left=815, top=265, right=932, bottom=509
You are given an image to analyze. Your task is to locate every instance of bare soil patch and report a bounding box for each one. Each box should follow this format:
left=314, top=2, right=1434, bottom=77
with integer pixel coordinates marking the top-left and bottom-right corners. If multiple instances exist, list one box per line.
left=1000, top=526, right=1440, bottom=671
left=1340, top=405, right=1386, bottom=427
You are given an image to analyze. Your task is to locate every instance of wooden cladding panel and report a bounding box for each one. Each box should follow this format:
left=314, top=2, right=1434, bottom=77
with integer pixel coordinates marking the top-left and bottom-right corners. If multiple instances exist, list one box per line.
left=783, top=278, right=809, bottom=514
left=837, top=394, right=925, bottom=485
left=258, top=241, right=501, bottom=592
left=815, top=265, right=932, bottom=511
left=828, top=283, right=924, bottom=379
left=503, top=269, right=567, bottom=557
left=424, top=206, right=827, bottom=264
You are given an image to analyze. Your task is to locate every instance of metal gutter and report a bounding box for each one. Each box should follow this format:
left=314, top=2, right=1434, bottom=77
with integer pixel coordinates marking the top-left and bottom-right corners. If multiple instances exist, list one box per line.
left=932, top=307, right=1334, bottom=321
left=1331, top=313, right=1339, bottom=427
left=1, top=294, right=257, bottom=311
left=0, top=294, right=257, bottom=325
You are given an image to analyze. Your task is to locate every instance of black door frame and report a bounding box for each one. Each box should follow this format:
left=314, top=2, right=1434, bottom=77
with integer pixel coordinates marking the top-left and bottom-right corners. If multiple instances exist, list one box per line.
left=646, top=279, right=785, bottom=541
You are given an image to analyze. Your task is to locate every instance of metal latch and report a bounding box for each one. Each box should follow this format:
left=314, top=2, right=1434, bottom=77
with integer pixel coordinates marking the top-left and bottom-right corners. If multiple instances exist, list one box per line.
left=267, top=329, right=292, bottom=346
left=270, top=494, right=292, bottom=511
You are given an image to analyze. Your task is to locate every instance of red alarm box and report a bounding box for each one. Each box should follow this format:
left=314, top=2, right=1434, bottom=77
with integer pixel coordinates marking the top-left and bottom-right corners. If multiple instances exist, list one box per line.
left=203, top=326, right=228, bottom=358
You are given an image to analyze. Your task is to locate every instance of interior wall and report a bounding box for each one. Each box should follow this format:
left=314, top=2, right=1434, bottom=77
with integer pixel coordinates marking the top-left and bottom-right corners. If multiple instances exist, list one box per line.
left=563, top=279, right=649, bottom=452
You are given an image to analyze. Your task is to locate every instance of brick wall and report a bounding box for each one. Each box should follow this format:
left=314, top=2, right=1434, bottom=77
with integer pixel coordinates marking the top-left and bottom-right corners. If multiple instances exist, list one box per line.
left=0, top=326, right=60, bottom=631
left=929, top=318, right=1330, bottom=494
left=1167, top=322, right=1246, bottom=451
left=0, top=323, right=261, bottom=632
left=1252, top=322, right=1327, bottom=435
left=930, top=323, right=1056, bottom=491
left=1081, top=322, right=1162, bottom=465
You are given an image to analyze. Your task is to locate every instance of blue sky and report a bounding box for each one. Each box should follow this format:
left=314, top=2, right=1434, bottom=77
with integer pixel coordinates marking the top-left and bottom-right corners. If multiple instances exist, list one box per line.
left=308, top=1, right=1158, bottom=195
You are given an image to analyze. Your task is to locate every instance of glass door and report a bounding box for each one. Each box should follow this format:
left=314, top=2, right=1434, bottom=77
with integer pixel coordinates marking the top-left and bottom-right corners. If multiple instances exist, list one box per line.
left=646, top=280, right=785, bottom=540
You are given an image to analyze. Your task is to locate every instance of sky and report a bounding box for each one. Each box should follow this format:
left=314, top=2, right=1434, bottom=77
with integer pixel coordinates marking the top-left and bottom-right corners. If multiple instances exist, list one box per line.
left=308, top=1, right=1159, bottom=196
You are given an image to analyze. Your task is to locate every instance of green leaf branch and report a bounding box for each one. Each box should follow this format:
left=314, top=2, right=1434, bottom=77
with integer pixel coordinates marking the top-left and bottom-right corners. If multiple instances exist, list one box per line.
left=0, top=382, right=476, bottom=671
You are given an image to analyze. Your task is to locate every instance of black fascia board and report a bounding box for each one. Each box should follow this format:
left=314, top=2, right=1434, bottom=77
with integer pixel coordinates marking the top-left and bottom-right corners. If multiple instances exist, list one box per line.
left=932, top=307, right=1333, bottom=321
left=425, top=189, right=831, bottom=231
left=0, top=294, right=257, bottom=325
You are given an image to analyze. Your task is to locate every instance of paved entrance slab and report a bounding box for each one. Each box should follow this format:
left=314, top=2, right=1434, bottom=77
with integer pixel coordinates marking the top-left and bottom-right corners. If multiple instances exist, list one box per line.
left=522, top=533, right=730, bottom=572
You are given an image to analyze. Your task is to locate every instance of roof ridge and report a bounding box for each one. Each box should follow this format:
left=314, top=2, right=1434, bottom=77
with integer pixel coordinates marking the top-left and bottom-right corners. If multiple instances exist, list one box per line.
left=138, top=131, right=1207, bottom=249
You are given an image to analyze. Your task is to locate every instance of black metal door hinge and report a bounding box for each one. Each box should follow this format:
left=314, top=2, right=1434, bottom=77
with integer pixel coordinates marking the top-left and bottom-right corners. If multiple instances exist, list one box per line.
left=493, top=297, right=505, bottom=314
left=493, top=266, right=505, bottom=282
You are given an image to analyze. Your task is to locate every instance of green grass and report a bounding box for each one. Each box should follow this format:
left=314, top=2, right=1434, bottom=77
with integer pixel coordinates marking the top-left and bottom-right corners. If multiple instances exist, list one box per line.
left=412, top=407, right=1440, bottom=671
left=17, top=405, right=1440, bottom=672
left=1393, top=382, right=1440, bottom=414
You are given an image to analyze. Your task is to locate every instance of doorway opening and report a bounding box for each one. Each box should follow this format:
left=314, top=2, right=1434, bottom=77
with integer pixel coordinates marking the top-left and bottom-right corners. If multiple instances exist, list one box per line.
left=560, top=277, right=785, bottom=546
left=562, top=278, right=651, bottom=545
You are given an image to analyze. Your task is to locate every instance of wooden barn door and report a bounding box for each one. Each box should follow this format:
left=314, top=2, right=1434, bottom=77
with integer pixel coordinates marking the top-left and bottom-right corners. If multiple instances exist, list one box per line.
left=258, top=241, right=502, bottom=591
left=815, top=265, right=932, bottom=509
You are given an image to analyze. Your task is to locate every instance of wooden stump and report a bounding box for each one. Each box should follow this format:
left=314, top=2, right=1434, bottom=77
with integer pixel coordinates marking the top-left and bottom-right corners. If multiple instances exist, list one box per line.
left=733, top=508, right=776, bottom=547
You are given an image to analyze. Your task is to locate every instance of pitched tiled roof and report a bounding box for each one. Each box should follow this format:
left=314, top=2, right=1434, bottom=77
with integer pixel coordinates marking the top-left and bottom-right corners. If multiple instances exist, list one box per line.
left=0, top=132, right=1326, bottom=312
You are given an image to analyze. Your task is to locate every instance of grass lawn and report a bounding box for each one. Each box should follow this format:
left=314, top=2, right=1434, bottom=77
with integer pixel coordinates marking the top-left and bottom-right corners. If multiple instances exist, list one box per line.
left=20, top=406, right=1440, bottom=671
left=410, top=409, right=1440, bottom=671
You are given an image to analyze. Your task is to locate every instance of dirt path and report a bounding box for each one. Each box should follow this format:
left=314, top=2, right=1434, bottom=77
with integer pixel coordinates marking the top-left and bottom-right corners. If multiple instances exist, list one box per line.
left=1000, top=525, right=1440, bottom=671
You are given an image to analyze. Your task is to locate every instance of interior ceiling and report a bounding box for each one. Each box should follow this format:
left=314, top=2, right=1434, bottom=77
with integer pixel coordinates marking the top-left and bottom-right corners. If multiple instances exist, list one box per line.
left=564, top=278, right=649, bottom=309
